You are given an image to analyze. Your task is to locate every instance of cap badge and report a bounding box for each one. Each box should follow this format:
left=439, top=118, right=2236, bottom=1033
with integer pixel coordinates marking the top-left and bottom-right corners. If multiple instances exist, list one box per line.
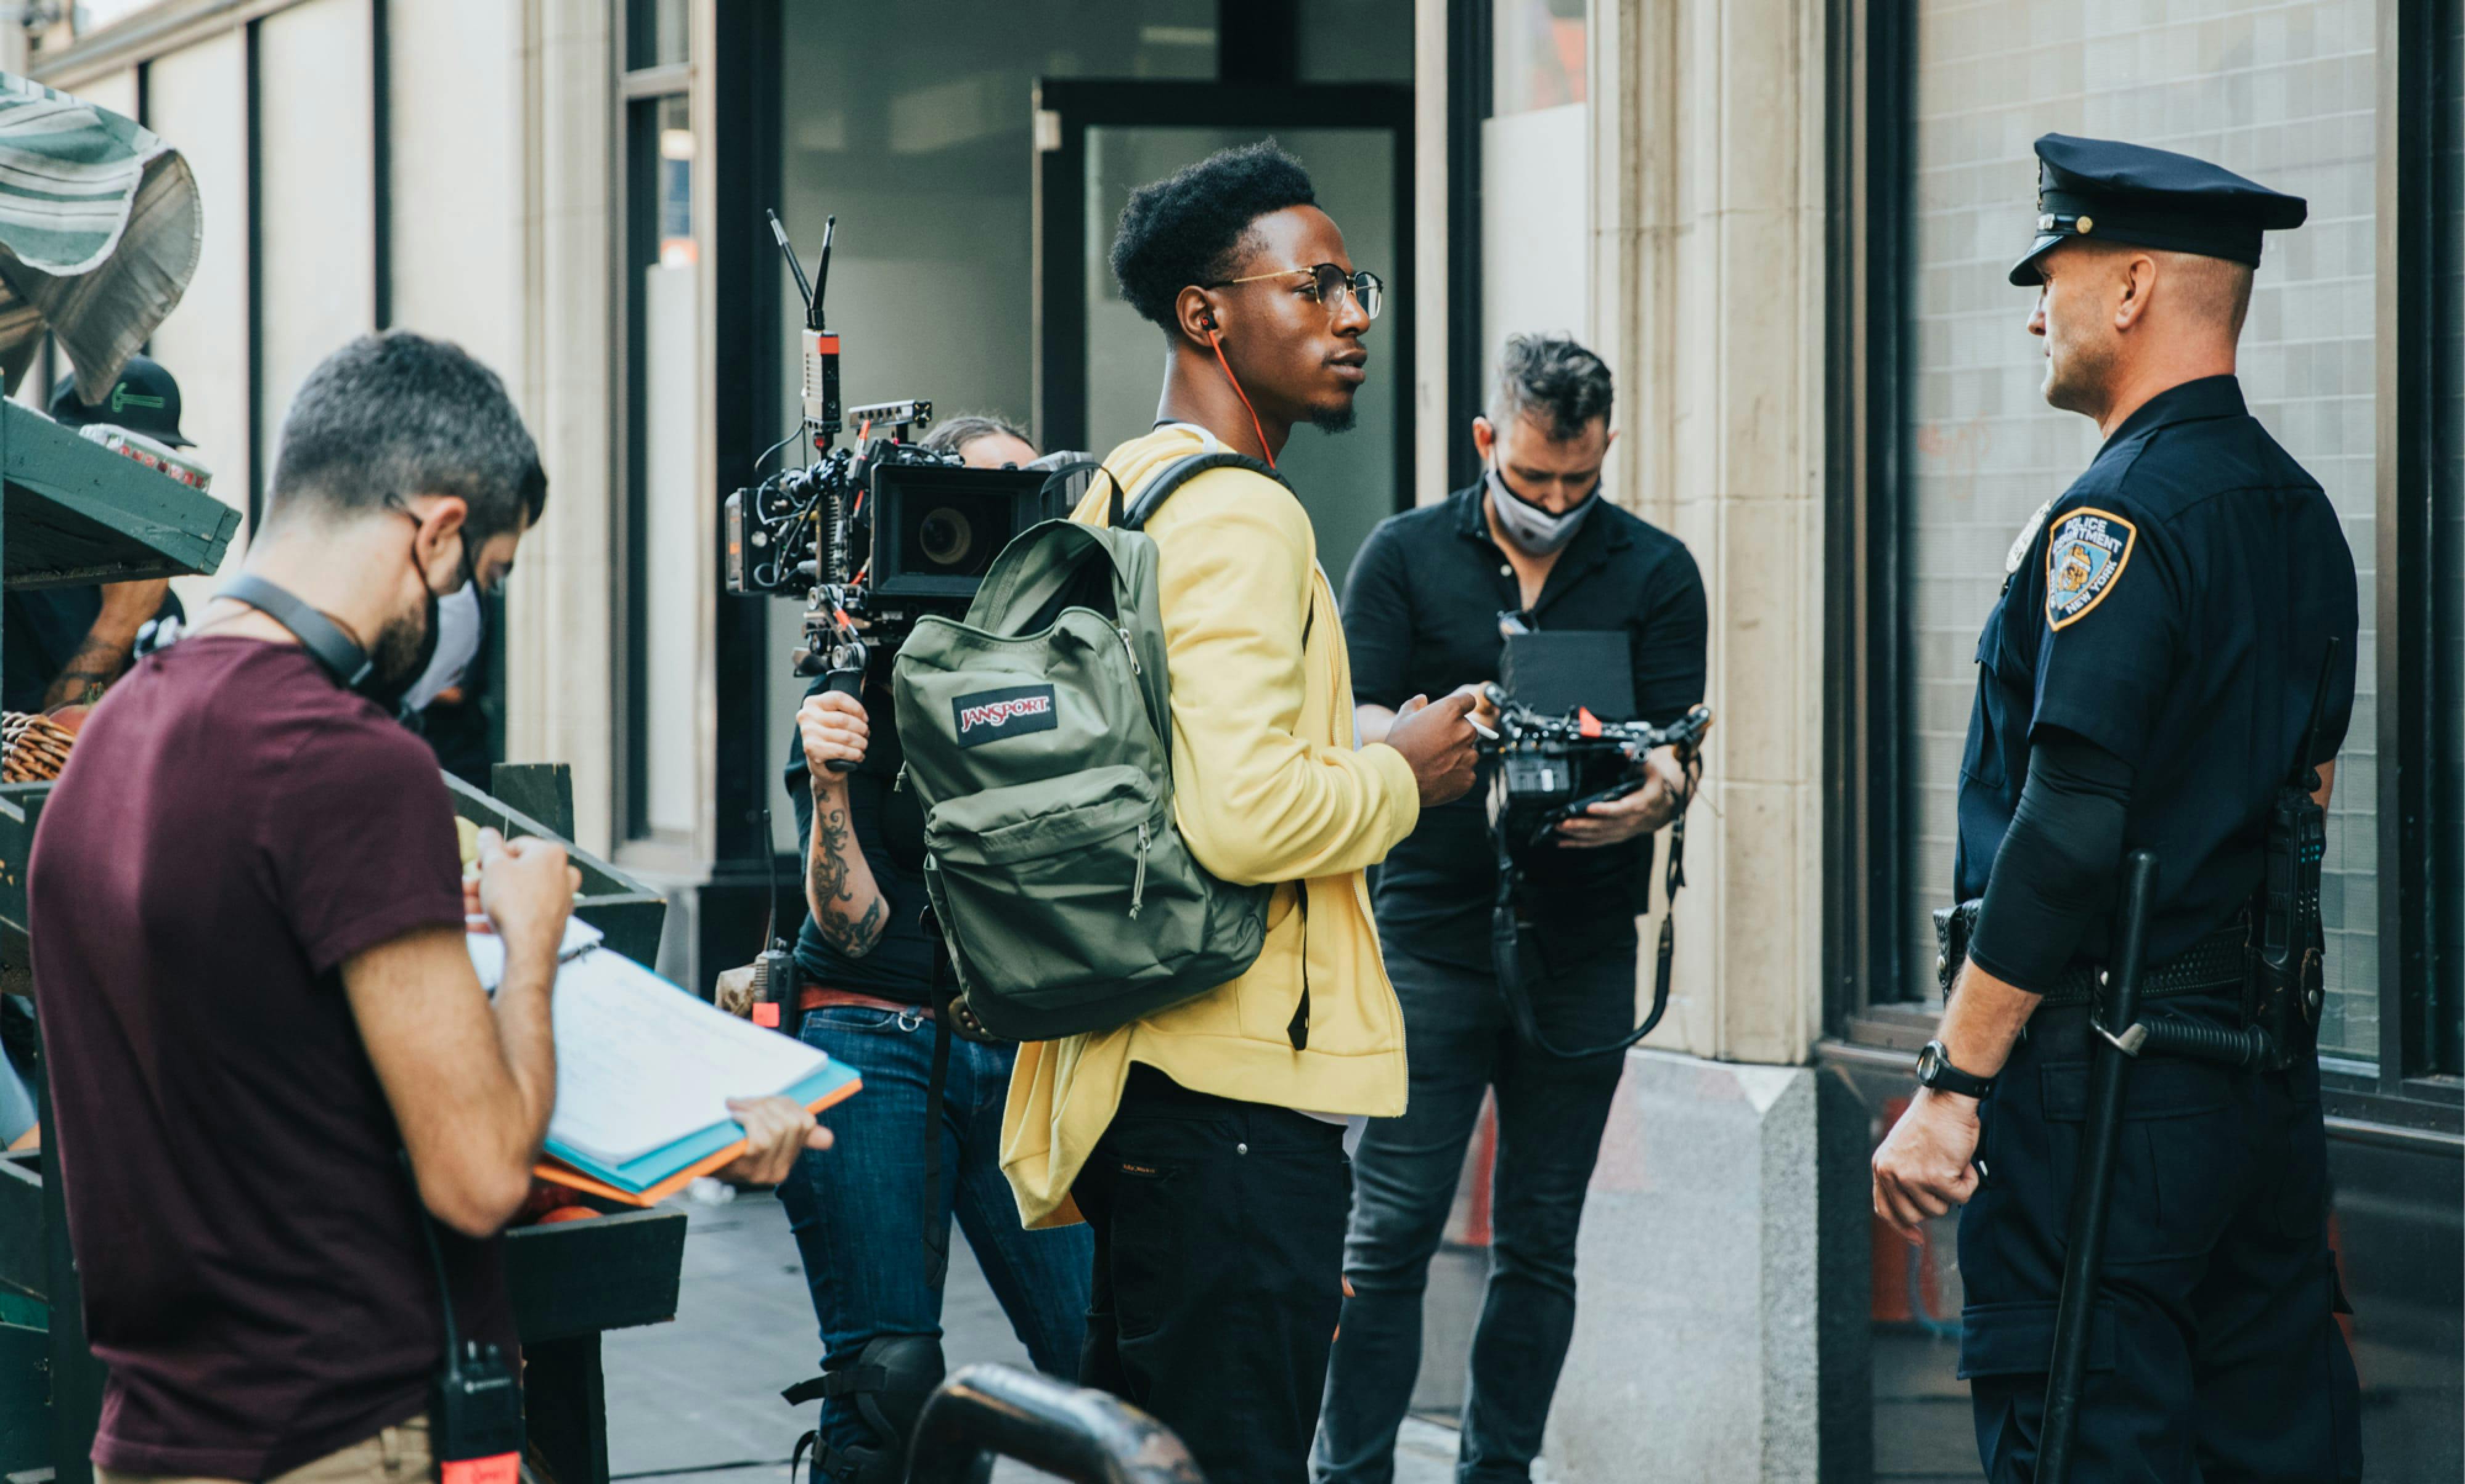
left=2075, top=215, right=2095, bottom=235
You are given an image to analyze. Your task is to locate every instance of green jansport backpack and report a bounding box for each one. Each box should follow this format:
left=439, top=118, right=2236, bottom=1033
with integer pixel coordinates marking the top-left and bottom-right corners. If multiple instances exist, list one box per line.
left=890, top=453, right=1287, bottom=1042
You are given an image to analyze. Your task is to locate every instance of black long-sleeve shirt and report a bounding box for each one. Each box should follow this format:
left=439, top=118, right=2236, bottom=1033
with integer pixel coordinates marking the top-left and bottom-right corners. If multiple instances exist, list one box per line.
left=1342, top=483, right=1708, bottom=970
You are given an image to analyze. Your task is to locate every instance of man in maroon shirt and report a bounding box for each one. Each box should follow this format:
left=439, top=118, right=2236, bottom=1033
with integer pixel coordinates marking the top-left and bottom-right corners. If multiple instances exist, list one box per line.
left=29, top=332, right=827, bottom=1484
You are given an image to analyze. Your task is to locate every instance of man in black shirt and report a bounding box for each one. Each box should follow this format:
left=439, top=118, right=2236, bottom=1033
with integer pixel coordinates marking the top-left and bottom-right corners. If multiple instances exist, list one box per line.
left=1315, top=335, right=1707, bottom=1484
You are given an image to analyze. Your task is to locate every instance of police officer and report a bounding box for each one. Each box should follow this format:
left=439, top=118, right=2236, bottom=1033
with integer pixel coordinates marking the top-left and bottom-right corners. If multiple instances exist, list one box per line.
left=1870, top=134, right=2364, bottom=1482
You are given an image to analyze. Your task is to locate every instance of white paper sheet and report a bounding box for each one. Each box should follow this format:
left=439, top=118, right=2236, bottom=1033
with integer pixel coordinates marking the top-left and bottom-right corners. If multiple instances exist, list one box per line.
left=465, top=931, right=827, bottom=1168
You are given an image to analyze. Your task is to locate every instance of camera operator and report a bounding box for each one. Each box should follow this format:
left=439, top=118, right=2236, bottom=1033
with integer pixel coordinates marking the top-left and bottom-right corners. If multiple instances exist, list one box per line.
left=1314, top=334, right=1708, bottom=1484
left=918, top=411, right=1037, bottom=470
left=26, top=332, right=826, bottom=1484
left=775, top=415, right=1094, bottom=1484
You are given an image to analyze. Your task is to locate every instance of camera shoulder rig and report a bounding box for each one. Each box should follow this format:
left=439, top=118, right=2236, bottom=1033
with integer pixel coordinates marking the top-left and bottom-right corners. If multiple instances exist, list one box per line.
left=1483, top=697, right=1713, bottom=1059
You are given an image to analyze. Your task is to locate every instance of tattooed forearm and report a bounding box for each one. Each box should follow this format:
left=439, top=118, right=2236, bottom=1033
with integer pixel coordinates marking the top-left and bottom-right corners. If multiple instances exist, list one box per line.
left=807, top=790, right=889, bottom=956
left=40, top=635, right=134, bottom=709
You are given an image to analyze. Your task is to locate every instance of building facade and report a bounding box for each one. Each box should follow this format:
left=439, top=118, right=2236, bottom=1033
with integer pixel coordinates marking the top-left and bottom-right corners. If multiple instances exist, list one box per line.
left=21, top=0, right=2458, bottom=1478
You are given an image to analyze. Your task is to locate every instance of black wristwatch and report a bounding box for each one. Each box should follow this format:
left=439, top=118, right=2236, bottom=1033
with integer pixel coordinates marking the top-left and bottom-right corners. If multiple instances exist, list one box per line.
left=1914, top=1040, right=1995, bottom=1099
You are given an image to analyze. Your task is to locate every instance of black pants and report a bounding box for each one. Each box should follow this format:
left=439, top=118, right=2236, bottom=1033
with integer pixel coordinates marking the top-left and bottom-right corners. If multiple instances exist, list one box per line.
left=1074, top=1064, right=1353, bottom=1484
left=1313, top=945, right=1630, bottom=1484
left=1958, top=1003, right=2363, bottom=1482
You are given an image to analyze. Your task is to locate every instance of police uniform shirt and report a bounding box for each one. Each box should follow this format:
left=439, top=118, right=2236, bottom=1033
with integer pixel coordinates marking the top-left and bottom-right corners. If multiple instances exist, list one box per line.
left=1341, top=482, right=1708, bottom=971
left=1957, top=374, right=2359, bottom=967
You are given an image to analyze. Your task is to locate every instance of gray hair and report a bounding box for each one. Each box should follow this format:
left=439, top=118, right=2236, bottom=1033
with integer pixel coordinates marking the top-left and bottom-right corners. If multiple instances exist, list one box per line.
left=921, top=412, right=1033, bottom=462
left=266, top=330, right=546, bottom=545
left=1489, top=333, right=1614, bottom=442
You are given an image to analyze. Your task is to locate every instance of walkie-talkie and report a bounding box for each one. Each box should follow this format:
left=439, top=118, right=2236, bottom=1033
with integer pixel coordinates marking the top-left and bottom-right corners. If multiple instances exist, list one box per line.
left=405, top=1155, right=523, bottom=1484
left=751, top=802, right=800, bottom=1032
left=2252, top=636, right=2337, bottom=1066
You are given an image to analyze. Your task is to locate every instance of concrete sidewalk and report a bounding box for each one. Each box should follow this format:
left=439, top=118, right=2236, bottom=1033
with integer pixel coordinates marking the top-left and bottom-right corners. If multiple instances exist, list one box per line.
left=601, top=1191, right=1465, bottom=1484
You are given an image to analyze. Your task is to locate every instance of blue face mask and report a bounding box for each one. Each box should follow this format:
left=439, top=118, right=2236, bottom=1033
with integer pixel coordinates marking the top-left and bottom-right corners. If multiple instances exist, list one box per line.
left=1485, top=459, right=1597, bottom=556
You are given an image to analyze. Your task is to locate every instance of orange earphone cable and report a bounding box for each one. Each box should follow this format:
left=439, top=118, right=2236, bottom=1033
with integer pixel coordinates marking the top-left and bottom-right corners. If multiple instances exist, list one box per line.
left=1208, top=328, right=1276, bottom=471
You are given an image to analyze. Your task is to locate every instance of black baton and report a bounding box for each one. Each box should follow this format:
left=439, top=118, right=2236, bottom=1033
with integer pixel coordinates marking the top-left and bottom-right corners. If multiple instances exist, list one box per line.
left=2039, top=848, right=2157, bottom=1484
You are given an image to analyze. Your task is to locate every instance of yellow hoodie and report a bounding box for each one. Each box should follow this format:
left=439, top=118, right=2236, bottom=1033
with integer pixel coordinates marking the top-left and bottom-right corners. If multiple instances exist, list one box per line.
left=998, top=425, right=1422, bottom=1226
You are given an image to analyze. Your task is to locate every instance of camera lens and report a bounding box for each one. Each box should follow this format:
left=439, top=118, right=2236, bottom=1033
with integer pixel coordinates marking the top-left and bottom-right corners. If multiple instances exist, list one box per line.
left=917, top=507, right=974, bottom=568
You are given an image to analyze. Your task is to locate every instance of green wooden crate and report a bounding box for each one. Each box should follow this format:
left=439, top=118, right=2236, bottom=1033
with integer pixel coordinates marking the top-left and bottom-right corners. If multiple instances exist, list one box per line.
left=1, top=401, right=239, bottom=590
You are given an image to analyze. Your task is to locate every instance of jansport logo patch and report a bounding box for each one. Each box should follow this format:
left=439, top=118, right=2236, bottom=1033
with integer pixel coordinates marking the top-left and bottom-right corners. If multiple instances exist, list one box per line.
left=2044, top=508, right=2136, bottom=630
left=952, top=685, right=1059, bottom=746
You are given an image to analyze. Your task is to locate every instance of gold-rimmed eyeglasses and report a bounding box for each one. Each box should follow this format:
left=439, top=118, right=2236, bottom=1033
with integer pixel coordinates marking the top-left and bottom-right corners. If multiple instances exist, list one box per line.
left=1207, top=263, right=1385, bottom=322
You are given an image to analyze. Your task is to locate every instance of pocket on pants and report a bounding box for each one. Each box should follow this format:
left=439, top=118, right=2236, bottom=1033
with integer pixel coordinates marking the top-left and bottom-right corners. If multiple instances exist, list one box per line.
left=1957, top=1298, right=2117, bottom=1381
left=2040, top=1058, right=2239, bottom=1262
left=1104, top=1159, right=1181, bottom=1342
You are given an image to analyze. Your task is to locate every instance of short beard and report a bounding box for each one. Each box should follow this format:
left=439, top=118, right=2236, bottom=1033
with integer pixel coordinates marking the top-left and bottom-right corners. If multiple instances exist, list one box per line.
left=1308, top=401, right=1358, bottom=434
left=369, top=606, right=430, bottom=689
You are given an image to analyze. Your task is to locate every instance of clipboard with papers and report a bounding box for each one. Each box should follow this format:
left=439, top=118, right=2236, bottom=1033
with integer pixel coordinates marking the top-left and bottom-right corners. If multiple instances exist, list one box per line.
left=469, top=920, right=861, bottom=1205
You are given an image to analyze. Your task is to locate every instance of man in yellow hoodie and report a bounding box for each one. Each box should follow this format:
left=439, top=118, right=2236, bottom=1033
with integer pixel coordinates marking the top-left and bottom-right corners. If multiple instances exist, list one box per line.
left=1000, top=141, right=1479, bottom=1482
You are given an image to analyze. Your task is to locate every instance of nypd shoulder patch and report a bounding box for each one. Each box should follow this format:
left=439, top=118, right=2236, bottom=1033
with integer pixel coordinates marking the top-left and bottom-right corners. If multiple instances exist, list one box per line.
left=2043, top=507, right=2136, bottom=630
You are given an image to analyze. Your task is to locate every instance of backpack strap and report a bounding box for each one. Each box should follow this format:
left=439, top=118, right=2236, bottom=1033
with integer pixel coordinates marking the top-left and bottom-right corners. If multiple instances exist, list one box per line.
left=1119, top=451, right=1291, bottom=531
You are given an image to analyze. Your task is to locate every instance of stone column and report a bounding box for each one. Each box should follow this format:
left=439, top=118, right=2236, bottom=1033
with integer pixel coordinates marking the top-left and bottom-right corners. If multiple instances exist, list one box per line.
left=505, top=0, right=619, bottom=854
left=1544, top=0, right=1867, bottom=1479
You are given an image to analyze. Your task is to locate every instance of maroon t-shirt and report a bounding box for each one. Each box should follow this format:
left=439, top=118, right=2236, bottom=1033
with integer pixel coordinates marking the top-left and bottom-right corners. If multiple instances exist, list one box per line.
left=30, top=637, right=511, bottom=1480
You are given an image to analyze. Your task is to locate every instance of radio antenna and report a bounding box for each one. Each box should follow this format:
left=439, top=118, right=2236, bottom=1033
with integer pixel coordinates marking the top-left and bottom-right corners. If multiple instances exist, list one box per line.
left=810, top=215, right=836, bottom=332
left=769, top=209, right=815, bottom=322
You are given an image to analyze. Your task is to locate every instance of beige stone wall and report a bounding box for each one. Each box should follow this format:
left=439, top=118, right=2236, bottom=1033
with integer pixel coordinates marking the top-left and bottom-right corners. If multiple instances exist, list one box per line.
left=506, top=0, right=623, bottom=857
left=1531, top=0, right=1830, bottom=1067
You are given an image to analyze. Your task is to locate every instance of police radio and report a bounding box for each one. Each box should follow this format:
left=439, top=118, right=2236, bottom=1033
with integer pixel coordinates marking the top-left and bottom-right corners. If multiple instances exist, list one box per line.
left=403, top=1155, right=523, bottom=1484
left=2251, top=637, right=2337, bottom=1067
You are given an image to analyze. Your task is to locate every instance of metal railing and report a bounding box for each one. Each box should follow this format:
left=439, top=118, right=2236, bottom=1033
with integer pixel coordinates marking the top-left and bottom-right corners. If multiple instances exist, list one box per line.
left=905, top=1364, right=1202, bottom=1484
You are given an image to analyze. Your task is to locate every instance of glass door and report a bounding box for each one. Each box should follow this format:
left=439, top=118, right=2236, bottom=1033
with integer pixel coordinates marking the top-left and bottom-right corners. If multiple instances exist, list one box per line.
left=1035, top=82, right=1412, bottom=582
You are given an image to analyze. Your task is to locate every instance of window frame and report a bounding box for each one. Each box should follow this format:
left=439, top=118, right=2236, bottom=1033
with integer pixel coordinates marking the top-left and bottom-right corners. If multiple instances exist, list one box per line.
left=1820, top=0, right=2464, bottom=1142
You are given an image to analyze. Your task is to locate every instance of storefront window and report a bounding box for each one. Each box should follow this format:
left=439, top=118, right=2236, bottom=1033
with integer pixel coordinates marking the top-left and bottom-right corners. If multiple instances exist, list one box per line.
left=2435, top=0, right=2465, bottom=1075
left=1898, top=0, right=2384, bottom=1065
left=1490, top=0, right=1584, bottom=115
left=632, top=91, right=699, bottom=842
left=628, top=0, right=690, bottom=71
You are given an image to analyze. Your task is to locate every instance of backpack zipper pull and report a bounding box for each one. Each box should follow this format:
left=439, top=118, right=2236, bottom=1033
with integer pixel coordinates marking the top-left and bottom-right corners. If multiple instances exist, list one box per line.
left=1130, top=823, right=1150, bottom=918
left=1117, top=626, right=1141, bottom=674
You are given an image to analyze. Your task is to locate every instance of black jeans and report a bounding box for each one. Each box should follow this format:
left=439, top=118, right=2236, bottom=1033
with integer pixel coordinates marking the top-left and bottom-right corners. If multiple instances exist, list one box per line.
left=1958, top=1004, right=2362, bottom=1482
left=1074, top=1064, right=1353, bottom=1484
left=1314, top=945, right=1632, bottom=1484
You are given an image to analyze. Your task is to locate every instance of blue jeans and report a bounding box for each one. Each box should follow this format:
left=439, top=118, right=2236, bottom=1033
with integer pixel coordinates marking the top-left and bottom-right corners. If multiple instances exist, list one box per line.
left=774, top=1003, right=1093, bottom=1457
left=1314, top=946, right=1631, bottom=1484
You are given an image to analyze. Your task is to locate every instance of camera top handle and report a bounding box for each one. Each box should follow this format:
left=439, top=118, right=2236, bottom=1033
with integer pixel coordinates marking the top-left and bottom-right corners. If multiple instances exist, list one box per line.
left=1483, top=695, right=1714, bottom=1061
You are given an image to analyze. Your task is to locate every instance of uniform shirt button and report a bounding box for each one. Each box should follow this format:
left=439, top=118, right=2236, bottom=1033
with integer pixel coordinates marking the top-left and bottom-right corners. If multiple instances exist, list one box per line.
left=1236, top=1142, right=1249, bottom=1156
left=1498, top=564, right=1512, bottom=577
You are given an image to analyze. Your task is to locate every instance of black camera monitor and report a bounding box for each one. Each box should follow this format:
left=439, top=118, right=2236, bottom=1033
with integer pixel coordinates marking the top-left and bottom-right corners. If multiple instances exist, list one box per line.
left=868, top=463, right=1062, bottom=600
left=1502, top=630, right=1634, bottom=720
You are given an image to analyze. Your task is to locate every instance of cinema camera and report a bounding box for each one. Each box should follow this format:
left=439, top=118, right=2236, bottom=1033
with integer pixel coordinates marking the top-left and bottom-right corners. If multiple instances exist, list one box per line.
left=1480, top=669, right=1714, bottom=1061
left=1480, top=687, right=1713, bottom=855
left=724, top=211, right=1068, bottom=720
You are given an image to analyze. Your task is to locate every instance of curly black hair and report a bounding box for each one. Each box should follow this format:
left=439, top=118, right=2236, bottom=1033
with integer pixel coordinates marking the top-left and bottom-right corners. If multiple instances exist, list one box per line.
left=1109, top=141, right=1317, bottom=331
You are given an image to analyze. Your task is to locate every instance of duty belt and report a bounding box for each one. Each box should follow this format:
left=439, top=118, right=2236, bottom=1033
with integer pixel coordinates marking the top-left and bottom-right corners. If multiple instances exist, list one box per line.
left=1933, top=899, right=2248, bottom=1008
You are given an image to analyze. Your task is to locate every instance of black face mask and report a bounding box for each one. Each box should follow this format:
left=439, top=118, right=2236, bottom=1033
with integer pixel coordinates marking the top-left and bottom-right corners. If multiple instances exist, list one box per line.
left=361, top=532, right=473, bottom=716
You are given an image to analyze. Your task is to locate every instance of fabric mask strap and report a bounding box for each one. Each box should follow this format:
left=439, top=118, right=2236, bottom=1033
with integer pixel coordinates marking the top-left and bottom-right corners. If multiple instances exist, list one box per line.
left=216, top=574, right=374, bottom=688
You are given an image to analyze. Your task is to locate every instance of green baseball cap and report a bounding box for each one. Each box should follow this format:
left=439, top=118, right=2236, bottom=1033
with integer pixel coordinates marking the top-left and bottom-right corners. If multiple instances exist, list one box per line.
left=51, top=353, right=190, bottom=447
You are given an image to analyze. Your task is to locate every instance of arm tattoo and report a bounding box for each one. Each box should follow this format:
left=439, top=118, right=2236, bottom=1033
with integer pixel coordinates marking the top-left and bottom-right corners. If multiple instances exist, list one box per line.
left=808, top=793, right=888, bottom=956
left=41, top=635, right=135, bottom=709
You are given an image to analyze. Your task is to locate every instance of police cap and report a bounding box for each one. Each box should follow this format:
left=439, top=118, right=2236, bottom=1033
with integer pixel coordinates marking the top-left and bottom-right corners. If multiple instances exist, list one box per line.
left=2008, top=133, right=2307, bottom=287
